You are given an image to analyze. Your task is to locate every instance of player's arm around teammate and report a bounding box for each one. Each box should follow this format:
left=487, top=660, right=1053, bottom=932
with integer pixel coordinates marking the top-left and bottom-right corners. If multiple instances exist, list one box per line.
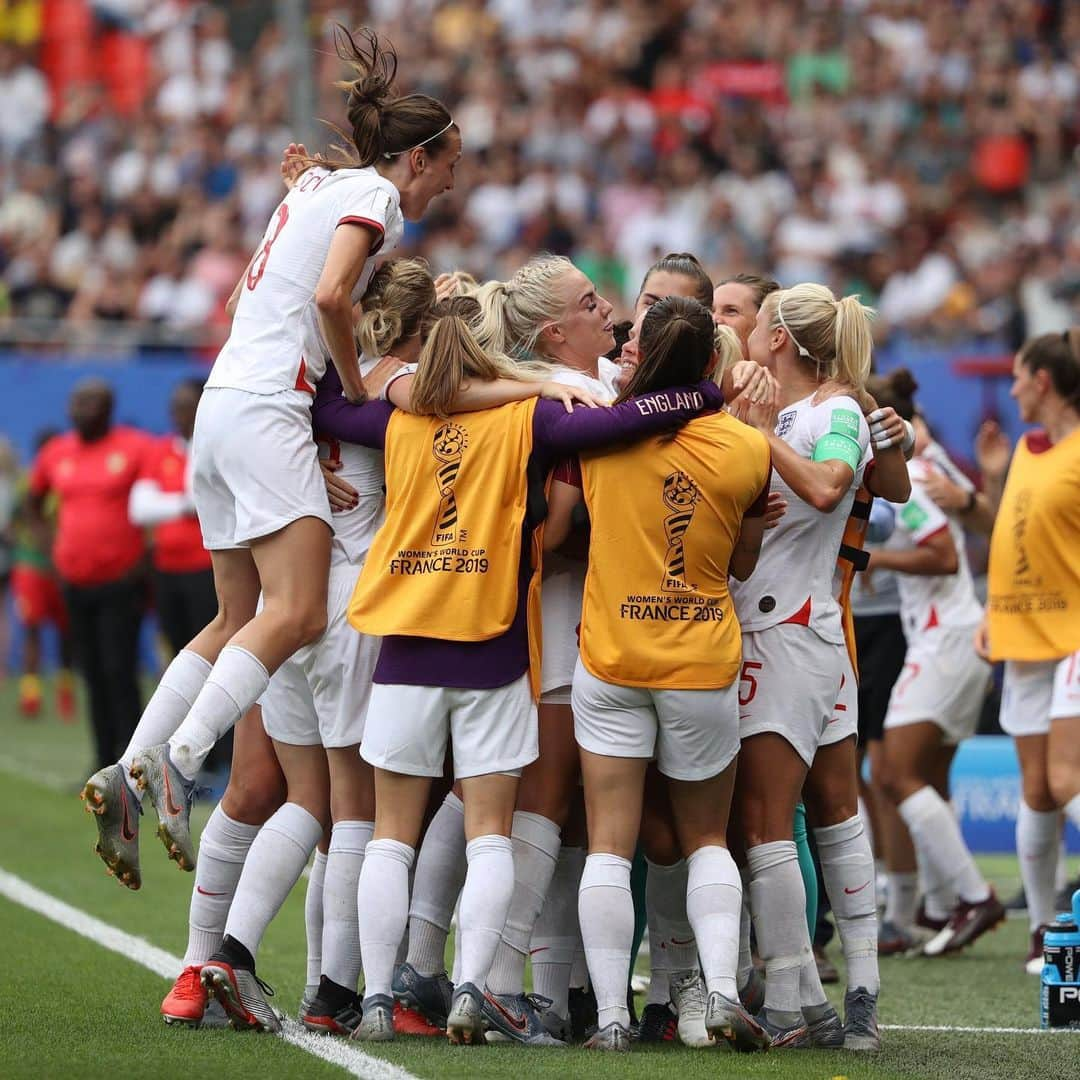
left=562, top=299, right=771, bottom=1053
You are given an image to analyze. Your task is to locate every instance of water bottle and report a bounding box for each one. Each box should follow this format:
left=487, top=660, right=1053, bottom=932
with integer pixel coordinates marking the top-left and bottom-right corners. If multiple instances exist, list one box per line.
left=1041, top=889, right=1080, bottom=1029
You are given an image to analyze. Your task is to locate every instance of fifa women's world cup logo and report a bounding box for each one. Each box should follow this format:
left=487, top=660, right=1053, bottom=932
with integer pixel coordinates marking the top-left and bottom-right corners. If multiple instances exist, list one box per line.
left=431, top=422, right=468, bottom=547
left=661, top=470, right=701, bottom=591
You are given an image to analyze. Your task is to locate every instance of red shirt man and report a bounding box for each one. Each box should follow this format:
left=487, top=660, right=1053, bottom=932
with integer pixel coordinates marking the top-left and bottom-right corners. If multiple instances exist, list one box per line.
left=30, top=424, right=151, bottom=585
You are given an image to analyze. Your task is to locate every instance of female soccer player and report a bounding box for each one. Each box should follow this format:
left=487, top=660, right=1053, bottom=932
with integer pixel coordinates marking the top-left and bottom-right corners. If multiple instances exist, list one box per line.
left=158, top=260, right=435, bottom=1031
left=867, top=369, right=1001, bottom=960
left=731, top=283, right=879, bottom=1049
left=338, top=310, right=725, bottom=1044
left=82, top=28, right=462, bottom=880
left=978, top=330, right=1080, bottom=970
left=556, top=298, right=772, bottom=1053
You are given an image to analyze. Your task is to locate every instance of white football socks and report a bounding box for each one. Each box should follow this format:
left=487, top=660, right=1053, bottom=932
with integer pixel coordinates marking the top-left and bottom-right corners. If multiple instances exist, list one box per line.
left=304, top=848, right=328, bottom=995
left=737, top=866, right=753, bottom=992
left=182, top=805, right=260, bottom=966
left=531, top=844, right=585, bottom=1019
left=579, top=853, right=634, bottom=1030
left=748, top=841, right=812, bottom=1025
left=458, top=835, right=515, bottom=989
left=1017, top=802, right=1062, bottom=931
left=686, top=845, right=741, bottom=999
left=169, top=646, right=269, bottom=781
left=899, top=786, right=989, bottom=905
left=122, top=650, right=211, bottom=793
left=885, top=871, right=918, bottom=929
left=815, top=816, right=880, bottom=994
left=486, top=812, right=561, bottom=996
left=406, top=792, right=467, bottom=976
left=322, top=820, right=374, bottom=990
left=357, top=838, right=414, bottom=1000
left=1065, top=793, right=1080, bottom=833
left=224, top=802, right=323, bottom=958
left=645, top=858, right=697, bottom=1005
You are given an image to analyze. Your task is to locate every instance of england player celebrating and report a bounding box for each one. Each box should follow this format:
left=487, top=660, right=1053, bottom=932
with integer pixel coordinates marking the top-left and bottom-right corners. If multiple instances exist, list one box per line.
left=558, top=299, right=772, bottom=1053
left=867, top=369, right=1001, bottom=958
left=82, top=27, right=461, bottom=880
left=732, top=283, right=878, bottom=1048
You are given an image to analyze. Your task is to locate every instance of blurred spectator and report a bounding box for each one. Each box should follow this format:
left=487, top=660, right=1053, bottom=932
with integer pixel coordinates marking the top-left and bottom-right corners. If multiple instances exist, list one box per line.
left=0, top=0, right=1074, bottom=352
left=27, top=379, right=150, bottom=769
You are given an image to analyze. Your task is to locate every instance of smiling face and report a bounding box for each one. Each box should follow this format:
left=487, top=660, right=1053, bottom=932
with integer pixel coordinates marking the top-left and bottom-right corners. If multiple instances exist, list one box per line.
left=544, top=267, right=615, bottom=366
left=712, top=281, right=759, bottom=356
left=635, top=269, right=703, bottom=319
left=398, top=130, right=462, bottom=221
left=614, top=310, right=646, bottom=391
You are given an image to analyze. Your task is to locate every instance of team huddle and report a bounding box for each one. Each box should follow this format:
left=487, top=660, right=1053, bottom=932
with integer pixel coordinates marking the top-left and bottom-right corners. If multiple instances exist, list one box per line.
left=77, top=26, right=1080, bottom=1056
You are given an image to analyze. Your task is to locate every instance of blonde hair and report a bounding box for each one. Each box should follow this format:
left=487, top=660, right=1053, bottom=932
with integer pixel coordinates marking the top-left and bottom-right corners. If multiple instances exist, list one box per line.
left=763, top=282, right=873, bottom=391
left=711, top=323, right=745, bottom=387
left=409, top=314, right=549, bottom=417
left=441, top=270, right=481, bottom=298
left=475, top=254, right=577, bottom=368
left=355, top=258, right=436, bottom=357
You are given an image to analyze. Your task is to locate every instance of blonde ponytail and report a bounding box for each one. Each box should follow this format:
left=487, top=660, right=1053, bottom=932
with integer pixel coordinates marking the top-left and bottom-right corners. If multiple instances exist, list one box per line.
left=355, top=257, right=435, bottom=357
left=410, top=315, right=508, bottom=417
left=832, top=293, right=874, bottom=391
left=768, top=282, right=873, bottom=393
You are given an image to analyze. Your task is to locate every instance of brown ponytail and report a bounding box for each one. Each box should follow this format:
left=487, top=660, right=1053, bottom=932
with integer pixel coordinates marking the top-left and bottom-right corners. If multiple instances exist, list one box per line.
left=320, top=26, right=456, bottom=171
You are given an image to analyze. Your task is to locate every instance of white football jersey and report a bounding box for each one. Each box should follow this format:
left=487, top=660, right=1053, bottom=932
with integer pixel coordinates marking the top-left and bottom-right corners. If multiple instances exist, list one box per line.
left=548, top=363, right=616, bottom=404
left=732, top=393, right=870, bottom=643
left=885, top=454, right=983, bottom=637
left=207, top=167, right=404, bottom=395
left=314, top=355, right=388, bottom=567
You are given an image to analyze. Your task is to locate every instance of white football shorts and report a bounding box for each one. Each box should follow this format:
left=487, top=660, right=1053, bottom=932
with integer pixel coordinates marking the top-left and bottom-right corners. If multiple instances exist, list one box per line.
left=572, top=660, right=740, bottom=781
left=1000, top=649, right=1080, bottom=737
left=261, top=559, right=377, bottom=748
left=884, top=627, right=991, bottom=745
left=361, top=673, right=538, bottom=779
left=820, top=648, right=859, bottom=748
left=737, top=624, right=845, bottom=768
left=192, top=386, right=333, bottom=549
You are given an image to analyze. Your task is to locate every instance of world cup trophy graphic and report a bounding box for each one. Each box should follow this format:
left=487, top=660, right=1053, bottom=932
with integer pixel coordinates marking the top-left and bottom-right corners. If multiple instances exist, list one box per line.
left=431, top=422, right=468, bottom=547
left=661, top=470, right=701, bottom=591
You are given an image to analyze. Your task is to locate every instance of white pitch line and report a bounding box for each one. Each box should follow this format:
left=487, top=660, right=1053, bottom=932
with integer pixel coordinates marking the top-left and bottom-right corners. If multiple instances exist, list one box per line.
left=0, top=868, right=419, bottom=1080
left=882, top=1024, right=1079, bottom=1035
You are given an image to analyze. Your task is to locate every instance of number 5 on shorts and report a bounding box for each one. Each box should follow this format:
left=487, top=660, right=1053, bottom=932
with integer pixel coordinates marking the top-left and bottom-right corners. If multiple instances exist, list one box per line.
left=740, top=661, right=763, bottom=707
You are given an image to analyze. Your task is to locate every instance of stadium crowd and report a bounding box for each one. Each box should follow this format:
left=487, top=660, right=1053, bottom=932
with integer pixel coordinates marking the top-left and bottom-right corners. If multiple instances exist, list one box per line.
left=0, top=0, right=1078, bottom=1064
left=0, top=0, right=1076, bottom=347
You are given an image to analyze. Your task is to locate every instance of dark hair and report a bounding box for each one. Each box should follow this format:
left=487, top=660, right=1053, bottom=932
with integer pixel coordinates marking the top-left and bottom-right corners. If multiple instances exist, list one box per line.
left=638, top=253, right=713, bottom=309
left=1019, top=329, right=1080, bottom=408
left=604, top=319, right=633, bottom=361
left=866, top=367, right=918, bottom=421
left=716, top=272, right=781, bottom=311
left=617, top=296, right=715, bottom=403
left=325, top=26, right=456, bottom=169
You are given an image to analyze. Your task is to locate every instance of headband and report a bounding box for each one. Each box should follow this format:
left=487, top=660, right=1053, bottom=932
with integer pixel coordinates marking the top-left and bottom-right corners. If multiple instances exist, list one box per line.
left=776, top=294, right=817, bottom=367
left=383, top=118, right=455, bottom=159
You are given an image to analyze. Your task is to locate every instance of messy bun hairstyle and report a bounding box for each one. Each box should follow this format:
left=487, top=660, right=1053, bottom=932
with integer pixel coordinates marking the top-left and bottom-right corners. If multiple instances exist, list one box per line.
left=866, top=367, right=918, bottom=421
left=325, top=27, right=456, bottom=170
left=356, top=257, right=436, bottom=357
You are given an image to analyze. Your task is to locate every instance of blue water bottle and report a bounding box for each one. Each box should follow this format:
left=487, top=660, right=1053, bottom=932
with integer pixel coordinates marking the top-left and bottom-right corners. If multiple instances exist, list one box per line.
left=1041, top=889, right=1080, bottom=1029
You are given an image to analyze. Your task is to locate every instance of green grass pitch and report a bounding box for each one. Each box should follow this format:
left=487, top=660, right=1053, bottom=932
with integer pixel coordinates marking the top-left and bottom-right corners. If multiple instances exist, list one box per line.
left=2, top=675, right=1076, bottom=1079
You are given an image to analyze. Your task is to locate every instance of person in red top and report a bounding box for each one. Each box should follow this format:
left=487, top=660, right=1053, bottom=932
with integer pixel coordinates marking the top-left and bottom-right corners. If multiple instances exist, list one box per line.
left=129, top=380, right=215, bottom=655
left=29, top=378, right=151, bottom=769
left=129, top=380, right=230, bottom=776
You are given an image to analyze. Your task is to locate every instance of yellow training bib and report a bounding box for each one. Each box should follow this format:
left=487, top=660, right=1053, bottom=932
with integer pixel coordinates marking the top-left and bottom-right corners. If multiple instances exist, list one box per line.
left=349, top=399, right=538, bottom=645
left=579, top=412, right=770, bottom=689
left=987, top=428, right=1080, bottom=661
